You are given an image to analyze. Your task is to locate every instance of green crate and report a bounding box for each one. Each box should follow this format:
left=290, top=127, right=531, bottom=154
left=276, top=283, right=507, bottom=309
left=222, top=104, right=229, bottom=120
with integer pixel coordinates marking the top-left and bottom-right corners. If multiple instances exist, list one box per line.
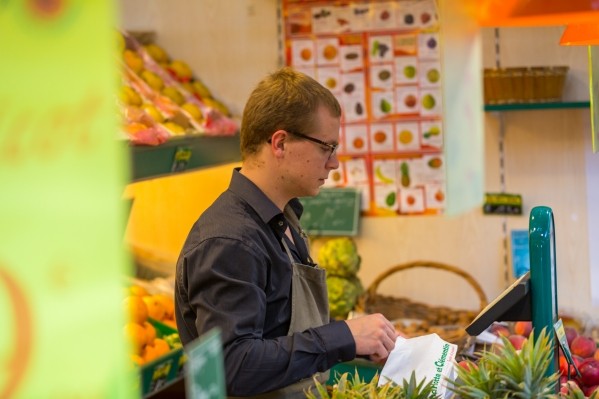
left=327, top=359, right=382, bottom=385
left=139, top=319, right=186, bottom=396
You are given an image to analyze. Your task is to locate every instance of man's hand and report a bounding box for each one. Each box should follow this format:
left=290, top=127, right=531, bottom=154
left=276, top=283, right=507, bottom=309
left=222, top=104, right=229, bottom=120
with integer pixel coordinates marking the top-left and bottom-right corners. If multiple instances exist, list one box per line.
left=345, top=313, right=400, bottom=363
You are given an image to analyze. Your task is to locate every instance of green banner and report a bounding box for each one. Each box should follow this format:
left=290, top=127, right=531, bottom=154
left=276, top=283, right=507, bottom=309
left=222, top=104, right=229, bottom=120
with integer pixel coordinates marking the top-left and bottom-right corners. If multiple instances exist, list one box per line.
left=0, top=1, right=135, bottom=398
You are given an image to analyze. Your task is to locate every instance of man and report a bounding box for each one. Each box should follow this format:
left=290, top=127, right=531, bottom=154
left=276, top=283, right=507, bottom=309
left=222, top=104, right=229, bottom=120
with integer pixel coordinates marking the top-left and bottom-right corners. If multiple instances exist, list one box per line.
left=175, top=67, right=398, bottom=398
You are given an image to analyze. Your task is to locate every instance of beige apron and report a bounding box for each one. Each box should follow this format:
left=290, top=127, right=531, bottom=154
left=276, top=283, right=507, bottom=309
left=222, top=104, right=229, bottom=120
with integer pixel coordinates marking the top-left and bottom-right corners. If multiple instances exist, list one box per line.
left=228, top=228, right=330, bottom=398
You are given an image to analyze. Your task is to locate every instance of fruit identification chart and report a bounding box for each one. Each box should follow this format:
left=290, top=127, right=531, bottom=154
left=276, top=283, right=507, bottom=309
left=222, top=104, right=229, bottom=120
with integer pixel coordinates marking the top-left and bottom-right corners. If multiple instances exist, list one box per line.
left=282, top=0, right=445, bottom=216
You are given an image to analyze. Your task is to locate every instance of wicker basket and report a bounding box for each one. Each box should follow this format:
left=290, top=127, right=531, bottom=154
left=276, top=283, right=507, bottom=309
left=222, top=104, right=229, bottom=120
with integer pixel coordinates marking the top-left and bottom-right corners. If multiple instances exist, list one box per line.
left=355, top=261, right=488, bottom=348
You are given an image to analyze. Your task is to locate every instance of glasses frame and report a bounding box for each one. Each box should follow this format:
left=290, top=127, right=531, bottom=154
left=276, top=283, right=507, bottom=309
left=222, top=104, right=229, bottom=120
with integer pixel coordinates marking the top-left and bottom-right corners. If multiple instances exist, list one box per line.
left=286, top=130, right=338, bottom=160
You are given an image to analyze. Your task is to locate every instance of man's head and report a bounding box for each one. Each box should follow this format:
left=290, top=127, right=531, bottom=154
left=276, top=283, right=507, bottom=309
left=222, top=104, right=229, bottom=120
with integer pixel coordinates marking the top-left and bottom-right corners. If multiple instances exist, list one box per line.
left=240, top=67, right=342, bottom=160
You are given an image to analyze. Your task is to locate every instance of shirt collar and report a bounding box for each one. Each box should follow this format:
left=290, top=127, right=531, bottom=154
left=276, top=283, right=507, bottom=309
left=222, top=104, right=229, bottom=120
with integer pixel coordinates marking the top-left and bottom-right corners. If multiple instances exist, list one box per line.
left=228, top=167, right=303, bottom=225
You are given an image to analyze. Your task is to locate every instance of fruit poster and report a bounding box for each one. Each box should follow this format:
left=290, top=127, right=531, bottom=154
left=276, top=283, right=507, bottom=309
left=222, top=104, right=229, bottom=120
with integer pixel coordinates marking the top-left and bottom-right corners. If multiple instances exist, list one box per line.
left=283, top=0, right=446, bottom=216
left=0, top=1, right=135, bottom=398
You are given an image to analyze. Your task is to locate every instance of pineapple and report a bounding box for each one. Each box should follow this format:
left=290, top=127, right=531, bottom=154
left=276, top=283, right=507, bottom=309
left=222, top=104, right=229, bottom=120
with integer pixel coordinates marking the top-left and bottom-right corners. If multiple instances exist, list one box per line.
left=306, top=370, right=439, bottom=399
left=450, top=328, right=559, bottom=398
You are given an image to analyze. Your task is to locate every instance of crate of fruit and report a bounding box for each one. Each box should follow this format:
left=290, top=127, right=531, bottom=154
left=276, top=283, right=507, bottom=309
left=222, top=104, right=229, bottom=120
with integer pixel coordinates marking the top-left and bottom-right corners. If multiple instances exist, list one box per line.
left=139, top=319, right=185, bottom=396
left=355, top=261, right=488, bottom=349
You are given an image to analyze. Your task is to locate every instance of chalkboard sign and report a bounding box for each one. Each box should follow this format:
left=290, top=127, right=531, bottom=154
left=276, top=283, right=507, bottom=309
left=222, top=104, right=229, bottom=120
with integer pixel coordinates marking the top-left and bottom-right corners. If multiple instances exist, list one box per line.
left=299, top=187, right=361, bottom=236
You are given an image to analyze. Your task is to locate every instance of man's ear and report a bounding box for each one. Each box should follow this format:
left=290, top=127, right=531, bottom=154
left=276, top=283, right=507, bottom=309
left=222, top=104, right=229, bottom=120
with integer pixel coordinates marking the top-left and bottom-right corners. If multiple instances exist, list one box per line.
left=270, top=130, right=287, bottom=155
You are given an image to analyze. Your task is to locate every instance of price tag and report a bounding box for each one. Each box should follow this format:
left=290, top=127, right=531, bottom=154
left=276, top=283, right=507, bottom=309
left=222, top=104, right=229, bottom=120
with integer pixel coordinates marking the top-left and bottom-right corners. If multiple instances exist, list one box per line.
left=185, top=328, right=225, bottom=399
left=554, top=318, right=581, bottom=379
left=483, top=192, right=523, bottom=215
left=171, top=146, right=192, bottom=173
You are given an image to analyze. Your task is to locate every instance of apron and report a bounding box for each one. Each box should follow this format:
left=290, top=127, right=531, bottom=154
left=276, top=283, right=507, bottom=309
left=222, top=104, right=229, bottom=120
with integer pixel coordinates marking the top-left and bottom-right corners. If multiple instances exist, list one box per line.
left=229, top=216, right=330, bottom=399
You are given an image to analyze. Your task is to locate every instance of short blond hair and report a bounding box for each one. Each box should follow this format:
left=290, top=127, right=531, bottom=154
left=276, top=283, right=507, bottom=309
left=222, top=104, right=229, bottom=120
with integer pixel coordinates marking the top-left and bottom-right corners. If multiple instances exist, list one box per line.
left=240, top=67, right=341, bottom=159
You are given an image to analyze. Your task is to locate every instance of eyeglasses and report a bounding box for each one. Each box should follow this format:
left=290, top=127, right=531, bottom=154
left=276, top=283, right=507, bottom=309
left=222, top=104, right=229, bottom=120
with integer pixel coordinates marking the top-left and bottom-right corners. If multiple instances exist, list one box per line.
left=286, top=131, right=338, bottom=160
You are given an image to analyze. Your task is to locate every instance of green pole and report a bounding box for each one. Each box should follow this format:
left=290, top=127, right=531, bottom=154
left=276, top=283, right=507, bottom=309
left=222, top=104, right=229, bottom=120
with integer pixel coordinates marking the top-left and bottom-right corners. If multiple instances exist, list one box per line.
left=529, top=206, right=559, bottom=379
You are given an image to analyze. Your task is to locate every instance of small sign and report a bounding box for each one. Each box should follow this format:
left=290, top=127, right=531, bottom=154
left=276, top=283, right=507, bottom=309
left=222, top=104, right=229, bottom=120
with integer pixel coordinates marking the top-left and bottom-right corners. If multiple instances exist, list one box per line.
left=510, top=229, right=530, bottom=278
left=185, top=328, right=226, bottom=399
left=299, top=187, right=361, bottom=236
left=171, top=146, right=192, bottom=172
left=483, top=192, right=522, bottom=215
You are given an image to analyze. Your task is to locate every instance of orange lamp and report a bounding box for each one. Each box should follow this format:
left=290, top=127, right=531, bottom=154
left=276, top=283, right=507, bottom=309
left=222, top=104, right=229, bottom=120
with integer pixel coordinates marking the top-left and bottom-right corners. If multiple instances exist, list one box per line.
left=560, top=23, right=599, bottom=45
left=468, top=0, right=599, bottom=27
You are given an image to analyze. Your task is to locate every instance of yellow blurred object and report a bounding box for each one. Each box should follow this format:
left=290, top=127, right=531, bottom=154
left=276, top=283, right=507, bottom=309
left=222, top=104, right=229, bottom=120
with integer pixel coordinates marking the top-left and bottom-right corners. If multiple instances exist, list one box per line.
left=130, top=354, right=144, bottom=366
left=161, top=121, right=186, bottom=136
left=203, top=97, right=230, bottom=116
left=181, top=102, right=203, bottom=122
left=191, top=79, right=212, bottom=99
left=116, top=31, right=126, bottom=53
left=169, top=60, right=192, bottom=80
left=144, top=43, right=169, bottom=63
left=124, top=295, right=149, bottom=324
left=142, top=103, right=164, bottom=123
left=120, top=86, right=142, bottom=106
left=162, top=86, right=185, bottom=105
left=129, top=284, right=149, bottom=297
left=141, top=69, right=164, bottom=91
left=123, top=49, right=144, bottom=74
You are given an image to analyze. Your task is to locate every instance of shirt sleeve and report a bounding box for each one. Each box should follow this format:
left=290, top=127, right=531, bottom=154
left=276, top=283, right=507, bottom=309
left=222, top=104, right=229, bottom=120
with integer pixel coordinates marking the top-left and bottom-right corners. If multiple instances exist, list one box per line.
left=184, top=237, right=356, bottom=396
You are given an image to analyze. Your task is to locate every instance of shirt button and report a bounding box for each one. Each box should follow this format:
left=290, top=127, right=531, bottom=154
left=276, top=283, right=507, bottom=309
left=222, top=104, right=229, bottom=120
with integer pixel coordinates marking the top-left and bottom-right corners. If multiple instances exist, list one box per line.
left=278, top=221, right=284, bottom=227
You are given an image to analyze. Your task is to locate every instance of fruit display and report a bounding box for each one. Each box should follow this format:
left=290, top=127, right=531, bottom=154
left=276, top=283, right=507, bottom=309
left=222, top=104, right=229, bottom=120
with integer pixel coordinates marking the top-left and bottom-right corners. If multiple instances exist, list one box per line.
left=117, top=31, right=238, bottom=145
left=476, top=320, right=599, bottom=397
left=318, top=238, right=364, bottom=319
left=122, top=284, right=179, bottom=365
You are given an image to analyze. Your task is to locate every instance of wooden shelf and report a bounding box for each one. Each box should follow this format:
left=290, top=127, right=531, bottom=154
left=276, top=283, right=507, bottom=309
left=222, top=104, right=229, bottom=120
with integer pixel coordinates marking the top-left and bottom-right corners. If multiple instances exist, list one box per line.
left=484, top=101, right=590, bottom=112
left=128, top=134, right=240, bottom=182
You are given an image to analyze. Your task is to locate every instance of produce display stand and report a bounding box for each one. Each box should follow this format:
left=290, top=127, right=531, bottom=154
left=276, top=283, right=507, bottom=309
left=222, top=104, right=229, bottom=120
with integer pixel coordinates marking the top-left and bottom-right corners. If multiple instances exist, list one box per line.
left=466, top=206, right=559, bottom=380
left=128, top=134, right=240, bottom=182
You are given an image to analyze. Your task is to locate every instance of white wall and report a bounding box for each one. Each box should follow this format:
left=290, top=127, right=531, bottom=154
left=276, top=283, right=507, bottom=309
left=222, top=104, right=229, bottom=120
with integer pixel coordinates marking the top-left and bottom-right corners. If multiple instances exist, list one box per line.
left=120, top=2, right=599, bottom=324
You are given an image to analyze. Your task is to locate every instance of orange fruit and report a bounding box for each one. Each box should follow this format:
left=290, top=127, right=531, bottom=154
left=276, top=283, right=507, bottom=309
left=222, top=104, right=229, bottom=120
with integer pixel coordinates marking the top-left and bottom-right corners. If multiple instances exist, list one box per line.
left=124, top=322, right=147, bottom=355
left=162, top=318, right=177, bottom=330
left=154, top=294, right=175, bottom=319
left=143, top=321, right=156, bottom=345
left=143, top=338, right=171, bottom=363
left=123, top=295, right=148, bottom=324
left=143, top=295, right=166, bottom=321
left=129, top=285, right=149, bottom=297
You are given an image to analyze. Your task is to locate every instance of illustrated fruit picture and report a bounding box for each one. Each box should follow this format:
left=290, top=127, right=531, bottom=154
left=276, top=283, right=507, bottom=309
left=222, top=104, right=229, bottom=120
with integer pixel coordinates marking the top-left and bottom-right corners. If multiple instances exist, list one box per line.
left=378, top=69, right=391, bottom=81
left=404, top=94, right=417, bottom=108
left=404, top=65, right=417, bottom=79
left=300, top=48, right=312, bottom=61
left=353, top=137, right=365, bottom=149
left=373, top=131, right=387, bottom=144
left=427, top=68, right=440, bottom=83
left=422, top=93, right=436, bottom=110
left=398, top=129, right=413, bottom=144
left=325, top=77, right=337, bottom=89
left=380, top=98, right=392, bottom=113
left=323, top=44, right=338, bottom=60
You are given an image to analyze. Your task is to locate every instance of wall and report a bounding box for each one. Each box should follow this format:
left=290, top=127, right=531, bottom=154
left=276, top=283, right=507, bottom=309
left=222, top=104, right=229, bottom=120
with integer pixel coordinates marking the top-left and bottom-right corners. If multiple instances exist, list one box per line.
left=120, top=1, right=599, bottom=323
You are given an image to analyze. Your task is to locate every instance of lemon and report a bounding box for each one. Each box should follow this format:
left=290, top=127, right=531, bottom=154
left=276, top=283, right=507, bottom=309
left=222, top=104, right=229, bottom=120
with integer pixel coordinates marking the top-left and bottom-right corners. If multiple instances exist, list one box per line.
left=181, top=102, right=203, bottom=122
left=161, top=121, right=186, bottom=136
left=144, top=44, right=169, bottom=63
left=142, top=103, right=164, bottom=123
left=123, top=50, right=144, bottom=74
left=140, top=70, right=164, bottom=91
left=162, top=86, right=185, bottom=105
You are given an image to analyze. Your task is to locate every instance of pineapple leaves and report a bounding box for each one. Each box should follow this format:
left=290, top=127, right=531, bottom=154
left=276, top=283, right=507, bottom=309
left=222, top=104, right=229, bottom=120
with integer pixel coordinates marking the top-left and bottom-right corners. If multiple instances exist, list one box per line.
left=449, top=328, right=559, bottom=399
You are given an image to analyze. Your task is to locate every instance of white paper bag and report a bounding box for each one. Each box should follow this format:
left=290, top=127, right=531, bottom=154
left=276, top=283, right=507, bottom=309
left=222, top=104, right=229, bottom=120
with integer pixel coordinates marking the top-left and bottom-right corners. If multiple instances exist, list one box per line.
left=379, top=333, right=457, bottom=399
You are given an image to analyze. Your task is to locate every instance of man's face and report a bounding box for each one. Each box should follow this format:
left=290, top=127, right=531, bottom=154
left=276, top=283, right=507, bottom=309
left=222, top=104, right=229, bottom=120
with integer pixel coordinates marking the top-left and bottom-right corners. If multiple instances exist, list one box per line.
left=281, top=105, right=340, bottom=198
